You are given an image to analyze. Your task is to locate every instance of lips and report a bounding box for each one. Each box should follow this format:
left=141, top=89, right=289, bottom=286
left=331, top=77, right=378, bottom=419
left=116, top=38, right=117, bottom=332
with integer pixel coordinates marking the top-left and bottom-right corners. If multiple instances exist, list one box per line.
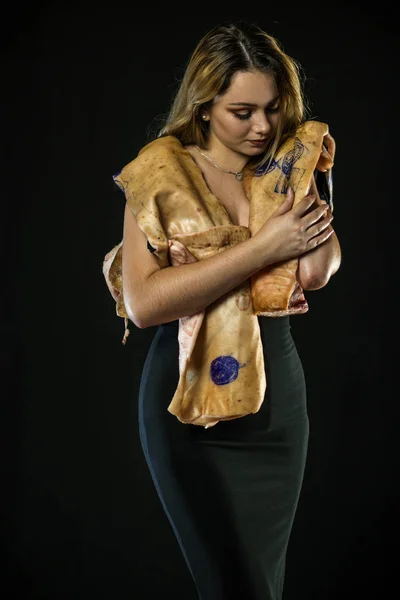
left=248, top=139, right=267, bottom=146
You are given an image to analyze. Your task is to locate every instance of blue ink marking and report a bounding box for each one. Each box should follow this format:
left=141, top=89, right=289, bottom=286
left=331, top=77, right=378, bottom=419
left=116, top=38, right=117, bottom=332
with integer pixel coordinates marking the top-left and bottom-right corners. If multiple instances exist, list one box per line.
left=255, top=157, right=280, bottom=177
left=210, top=356, right=240, bottom=385
left=276, top=138, right=305, bottom=193
left=254, top=137, right=310, bottom=195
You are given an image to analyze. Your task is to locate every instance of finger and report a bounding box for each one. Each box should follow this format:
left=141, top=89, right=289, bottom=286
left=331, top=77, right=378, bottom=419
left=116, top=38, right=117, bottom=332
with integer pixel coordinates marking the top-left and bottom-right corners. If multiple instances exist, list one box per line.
left=315, top=132, right=336, bottom=172
left=316, top=155, right=333, bottom=172
left=306, top=211, right=333, bottom=237
left=323, top=132, right=336, bottom=158
left=303, top=202, right=331, bottom=229
left=169, top=240, right=198, bottom=265
left=274, top=186, right=295, bottom=215
left=285, top=186, right=294, bottom=202
left=292, top=193, right=317, bottom=216
left=307, top=226, right=334, bottom=249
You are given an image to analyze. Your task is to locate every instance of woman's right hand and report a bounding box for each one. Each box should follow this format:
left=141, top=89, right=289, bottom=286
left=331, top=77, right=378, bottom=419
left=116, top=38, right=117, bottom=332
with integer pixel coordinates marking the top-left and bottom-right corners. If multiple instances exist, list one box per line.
left=253, top=187, right=334, bottom=266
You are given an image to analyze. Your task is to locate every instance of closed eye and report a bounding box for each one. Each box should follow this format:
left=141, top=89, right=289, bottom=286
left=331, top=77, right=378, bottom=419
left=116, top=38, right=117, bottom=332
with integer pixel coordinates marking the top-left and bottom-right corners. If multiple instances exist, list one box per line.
left=233, top=106, right=280, bottom=120
left=234, top=112, right=252, bottom=120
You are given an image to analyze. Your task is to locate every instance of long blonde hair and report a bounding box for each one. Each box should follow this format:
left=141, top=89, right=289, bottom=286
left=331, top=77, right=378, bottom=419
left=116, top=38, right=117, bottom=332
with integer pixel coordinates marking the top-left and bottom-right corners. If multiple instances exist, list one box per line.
left=156, top=22, right=310, bottom=170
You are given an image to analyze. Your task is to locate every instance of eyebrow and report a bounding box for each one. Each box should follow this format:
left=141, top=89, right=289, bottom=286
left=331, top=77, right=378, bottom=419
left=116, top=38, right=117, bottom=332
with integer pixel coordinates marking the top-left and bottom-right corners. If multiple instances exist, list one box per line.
left=228, top=96, right=280, bottom=107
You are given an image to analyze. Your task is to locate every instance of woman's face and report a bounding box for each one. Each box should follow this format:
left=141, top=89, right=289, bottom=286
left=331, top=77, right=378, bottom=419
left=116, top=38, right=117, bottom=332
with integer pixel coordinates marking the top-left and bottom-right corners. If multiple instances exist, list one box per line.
left=203, top=70, right=280, bottom=157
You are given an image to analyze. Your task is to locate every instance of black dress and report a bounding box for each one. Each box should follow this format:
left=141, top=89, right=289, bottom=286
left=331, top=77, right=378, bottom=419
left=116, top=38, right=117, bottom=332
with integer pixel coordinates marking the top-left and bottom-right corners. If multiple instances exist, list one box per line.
left=139, top=315, right=309, bottom=600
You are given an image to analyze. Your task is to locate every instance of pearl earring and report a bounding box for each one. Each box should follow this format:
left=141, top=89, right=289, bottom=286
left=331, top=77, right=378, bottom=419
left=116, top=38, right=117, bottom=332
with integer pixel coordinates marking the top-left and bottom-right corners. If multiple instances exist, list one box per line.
left=202, top=115, right=207, bottom=120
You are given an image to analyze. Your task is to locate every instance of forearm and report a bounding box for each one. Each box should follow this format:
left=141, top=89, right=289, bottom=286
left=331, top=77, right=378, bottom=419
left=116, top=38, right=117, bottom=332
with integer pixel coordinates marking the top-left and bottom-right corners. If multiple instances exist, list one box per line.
left=129, top=237, right=266, bottom=328
left=297, top=169, right=341, bottom=289
left=297, top=227, right=341, bottom=290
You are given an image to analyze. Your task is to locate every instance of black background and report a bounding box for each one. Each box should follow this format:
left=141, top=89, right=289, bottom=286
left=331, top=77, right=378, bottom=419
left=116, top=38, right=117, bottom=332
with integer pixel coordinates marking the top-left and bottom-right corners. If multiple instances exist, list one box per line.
left=3, top=2, right=397, bottom=598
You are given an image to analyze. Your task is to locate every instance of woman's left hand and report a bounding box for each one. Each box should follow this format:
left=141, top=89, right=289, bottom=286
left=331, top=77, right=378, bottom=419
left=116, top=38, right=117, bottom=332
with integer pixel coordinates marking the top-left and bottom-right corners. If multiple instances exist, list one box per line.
left=316, top=131, right=336, bottom=172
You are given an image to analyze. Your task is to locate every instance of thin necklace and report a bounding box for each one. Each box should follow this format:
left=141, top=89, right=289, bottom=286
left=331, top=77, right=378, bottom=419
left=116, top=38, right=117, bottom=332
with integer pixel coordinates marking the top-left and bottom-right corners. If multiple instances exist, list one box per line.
left=194, top=146, right=244, bottom=181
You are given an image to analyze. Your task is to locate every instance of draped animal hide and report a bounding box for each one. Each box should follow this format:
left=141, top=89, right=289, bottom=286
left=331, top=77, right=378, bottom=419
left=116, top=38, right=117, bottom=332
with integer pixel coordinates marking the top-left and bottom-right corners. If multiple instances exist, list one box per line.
left=244, top=119, right=332, bottom=315
left=103, top=120, right=332, bottom=427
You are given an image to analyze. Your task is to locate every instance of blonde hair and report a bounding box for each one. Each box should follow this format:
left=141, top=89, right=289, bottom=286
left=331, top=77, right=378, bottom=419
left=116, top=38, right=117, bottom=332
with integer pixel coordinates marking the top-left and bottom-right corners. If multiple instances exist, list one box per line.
left=156, top=22, right=309, bottom=170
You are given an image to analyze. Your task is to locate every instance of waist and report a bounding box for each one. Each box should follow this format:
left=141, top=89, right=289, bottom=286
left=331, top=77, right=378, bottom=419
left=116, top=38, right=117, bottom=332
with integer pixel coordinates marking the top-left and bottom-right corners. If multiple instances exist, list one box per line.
left=160, top=315, right=294, bottom=357
left=258, top=315, right=296, bottom=360
left=160, top=315, right=290, bottom=331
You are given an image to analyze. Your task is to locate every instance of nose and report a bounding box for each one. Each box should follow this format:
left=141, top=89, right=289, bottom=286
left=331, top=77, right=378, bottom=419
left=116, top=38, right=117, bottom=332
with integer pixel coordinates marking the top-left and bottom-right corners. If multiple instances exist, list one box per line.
left=252, top=111, right=272, bottom=136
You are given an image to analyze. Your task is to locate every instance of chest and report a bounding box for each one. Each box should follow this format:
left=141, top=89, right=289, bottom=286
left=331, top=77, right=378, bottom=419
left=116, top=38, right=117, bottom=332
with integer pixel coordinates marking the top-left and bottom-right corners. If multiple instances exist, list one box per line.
left=200, top=164, right=250, bottom=228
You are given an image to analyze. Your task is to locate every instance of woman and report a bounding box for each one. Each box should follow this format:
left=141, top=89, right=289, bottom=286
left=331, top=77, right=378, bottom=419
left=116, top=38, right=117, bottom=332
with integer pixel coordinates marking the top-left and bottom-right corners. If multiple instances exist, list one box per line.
left=104, top=21, right=341, bottom=600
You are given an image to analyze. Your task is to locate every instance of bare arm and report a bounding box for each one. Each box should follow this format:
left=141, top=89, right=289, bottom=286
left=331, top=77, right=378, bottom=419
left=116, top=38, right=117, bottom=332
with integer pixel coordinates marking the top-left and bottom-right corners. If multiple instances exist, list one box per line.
left=297, top=130, right=341, bottom=290
left=122, top=204, right=266, bottom=328
left=297, top=226, right=341, bottom=290
left=122, top=189, right=333, bottom=328
left=297, top=176, right=341, bottom=290
left=297, top=152, right=342, bottom=290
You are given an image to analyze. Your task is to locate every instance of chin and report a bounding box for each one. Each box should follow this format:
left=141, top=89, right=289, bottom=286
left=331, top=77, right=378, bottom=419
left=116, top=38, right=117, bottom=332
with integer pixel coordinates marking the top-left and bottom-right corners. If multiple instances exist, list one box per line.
left=246, top=146, right=266, bottom=156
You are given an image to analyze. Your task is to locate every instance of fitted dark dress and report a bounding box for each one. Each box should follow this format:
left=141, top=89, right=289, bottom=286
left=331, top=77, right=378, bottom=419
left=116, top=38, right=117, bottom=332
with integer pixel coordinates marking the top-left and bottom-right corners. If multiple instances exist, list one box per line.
left=139, top=315, right=309, bottom=600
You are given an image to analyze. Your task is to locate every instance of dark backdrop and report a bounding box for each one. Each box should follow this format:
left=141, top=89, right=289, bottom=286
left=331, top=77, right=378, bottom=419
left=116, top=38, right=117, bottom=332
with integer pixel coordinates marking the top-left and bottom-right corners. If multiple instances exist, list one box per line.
left=3, top=2, right=397, bottom=599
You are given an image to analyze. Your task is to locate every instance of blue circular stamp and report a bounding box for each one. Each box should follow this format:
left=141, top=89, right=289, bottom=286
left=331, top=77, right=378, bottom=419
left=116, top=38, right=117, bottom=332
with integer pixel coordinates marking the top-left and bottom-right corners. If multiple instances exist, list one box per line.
left=210, top=356, right=240, bottom=386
